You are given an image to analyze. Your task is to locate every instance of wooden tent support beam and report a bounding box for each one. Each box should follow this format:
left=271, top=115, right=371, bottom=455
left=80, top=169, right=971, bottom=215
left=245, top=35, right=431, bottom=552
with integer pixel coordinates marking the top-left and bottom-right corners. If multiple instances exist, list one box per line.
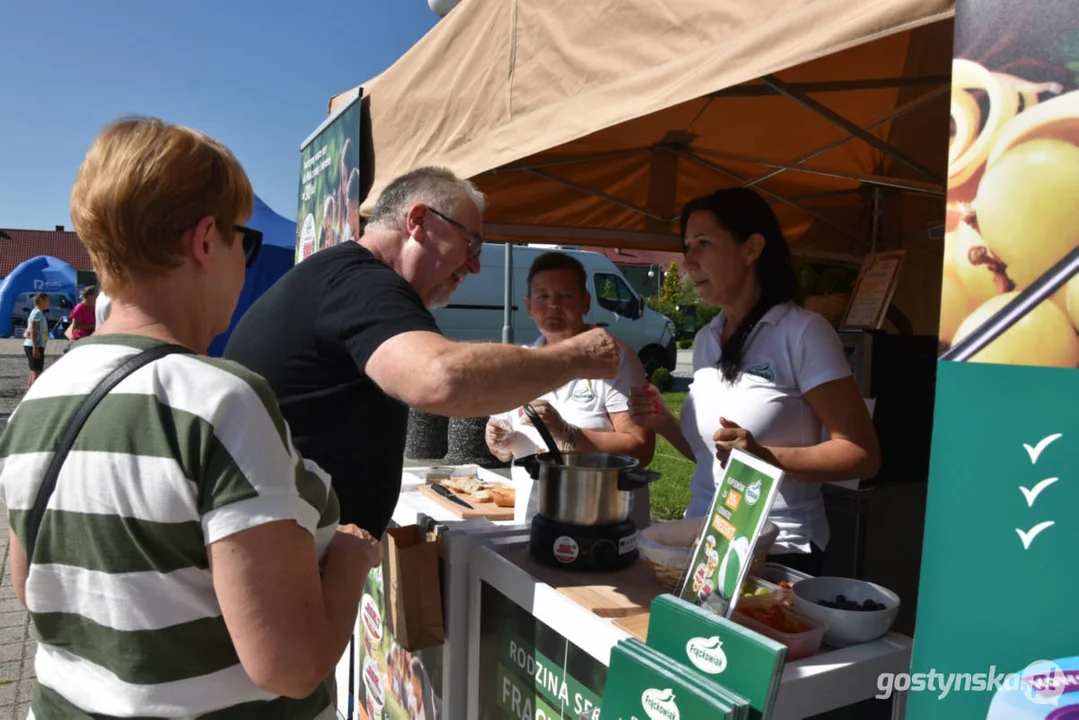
left=743, top=85, right=949, bottom=191
left=681, top=151, right=863, bottom=241
left=708, top=74, right=951, bottom=98
left=760, top=74, right=946, bottom=185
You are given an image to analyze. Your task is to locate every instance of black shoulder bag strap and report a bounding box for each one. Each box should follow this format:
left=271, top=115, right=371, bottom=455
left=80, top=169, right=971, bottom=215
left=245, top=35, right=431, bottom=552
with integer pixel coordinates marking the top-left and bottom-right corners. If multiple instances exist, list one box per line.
left=25, top=343, right=193, bottom=565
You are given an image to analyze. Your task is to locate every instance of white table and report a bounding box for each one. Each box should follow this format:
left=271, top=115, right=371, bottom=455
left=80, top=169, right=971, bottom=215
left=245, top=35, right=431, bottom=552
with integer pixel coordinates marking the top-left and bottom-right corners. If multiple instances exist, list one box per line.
left=466, top=536, right=912, bottom=720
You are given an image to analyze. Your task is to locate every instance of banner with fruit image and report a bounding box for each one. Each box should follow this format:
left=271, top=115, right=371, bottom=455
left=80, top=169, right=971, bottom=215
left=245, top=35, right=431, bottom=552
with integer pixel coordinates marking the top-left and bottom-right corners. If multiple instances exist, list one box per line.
left=911, top=2, right=1079, bottom=717
left=356, top=566, right=445, bottom=720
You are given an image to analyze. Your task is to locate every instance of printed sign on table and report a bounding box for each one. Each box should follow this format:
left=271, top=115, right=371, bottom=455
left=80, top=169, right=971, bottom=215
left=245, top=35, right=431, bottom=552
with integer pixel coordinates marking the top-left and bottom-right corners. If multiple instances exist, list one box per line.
left=677, top=448, right=783, bottom=617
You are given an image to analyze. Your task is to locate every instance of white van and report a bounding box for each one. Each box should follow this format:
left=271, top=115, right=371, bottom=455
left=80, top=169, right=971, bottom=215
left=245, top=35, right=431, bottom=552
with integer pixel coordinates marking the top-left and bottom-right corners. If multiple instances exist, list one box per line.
left=433, top=244, right=677, bottom=374
left=10, top=291, right=74, bottom=336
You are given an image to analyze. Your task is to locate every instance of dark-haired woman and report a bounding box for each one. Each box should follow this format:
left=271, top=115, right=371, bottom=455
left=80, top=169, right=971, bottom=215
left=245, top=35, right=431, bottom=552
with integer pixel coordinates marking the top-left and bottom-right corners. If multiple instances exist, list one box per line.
left=629, top=188, right=879, bottom=574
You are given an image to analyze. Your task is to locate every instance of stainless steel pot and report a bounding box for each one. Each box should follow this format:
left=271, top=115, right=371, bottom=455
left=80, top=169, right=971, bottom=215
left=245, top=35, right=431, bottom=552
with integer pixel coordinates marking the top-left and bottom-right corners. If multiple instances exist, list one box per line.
left=521, top=451, right=660, bottom=526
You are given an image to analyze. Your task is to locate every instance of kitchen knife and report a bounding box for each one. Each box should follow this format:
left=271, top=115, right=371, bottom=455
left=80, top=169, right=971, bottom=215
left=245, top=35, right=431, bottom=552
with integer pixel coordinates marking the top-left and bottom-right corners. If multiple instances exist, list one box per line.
left=432, top=483, right=474, bottom=510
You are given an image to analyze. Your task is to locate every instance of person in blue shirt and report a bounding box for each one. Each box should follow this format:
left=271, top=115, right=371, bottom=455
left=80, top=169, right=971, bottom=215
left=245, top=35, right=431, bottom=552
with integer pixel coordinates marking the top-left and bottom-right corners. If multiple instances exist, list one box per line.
left=23, top=292, right=49, bottom=387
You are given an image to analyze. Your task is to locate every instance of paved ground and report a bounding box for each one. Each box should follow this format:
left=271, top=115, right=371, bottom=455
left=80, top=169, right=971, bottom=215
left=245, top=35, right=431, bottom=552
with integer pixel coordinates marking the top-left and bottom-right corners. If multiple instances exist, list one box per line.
left=0, top=337, right=65, bottom=718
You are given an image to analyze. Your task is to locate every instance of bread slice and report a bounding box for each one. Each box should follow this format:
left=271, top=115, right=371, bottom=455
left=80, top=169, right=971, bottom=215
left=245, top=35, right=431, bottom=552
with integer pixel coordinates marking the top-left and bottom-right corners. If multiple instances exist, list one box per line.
left=492, top=487, right=516, bottom=508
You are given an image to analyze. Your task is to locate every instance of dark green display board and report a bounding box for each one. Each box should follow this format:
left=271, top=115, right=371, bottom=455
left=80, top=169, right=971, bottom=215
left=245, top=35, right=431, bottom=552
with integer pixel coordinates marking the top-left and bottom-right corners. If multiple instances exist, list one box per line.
left=478, top=581, right=606, bottom=720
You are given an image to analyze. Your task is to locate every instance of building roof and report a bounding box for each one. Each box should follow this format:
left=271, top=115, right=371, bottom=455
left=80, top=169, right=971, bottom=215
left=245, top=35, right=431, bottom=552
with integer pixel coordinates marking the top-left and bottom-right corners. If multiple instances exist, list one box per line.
left=0, top=228, right=93, bottom=277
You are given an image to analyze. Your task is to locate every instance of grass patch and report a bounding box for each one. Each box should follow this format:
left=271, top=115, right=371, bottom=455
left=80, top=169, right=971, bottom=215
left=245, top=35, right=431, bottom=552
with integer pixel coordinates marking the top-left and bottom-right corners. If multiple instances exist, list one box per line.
left=645, top=391, right=694, bottom=521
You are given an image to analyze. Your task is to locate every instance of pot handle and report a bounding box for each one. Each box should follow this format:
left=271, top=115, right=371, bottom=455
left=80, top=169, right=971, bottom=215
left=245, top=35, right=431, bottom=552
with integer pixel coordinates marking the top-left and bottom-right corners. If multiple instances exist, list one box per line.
left=517, top=454, right=542, bottom=480
left=522, top=403, right=564, bottom=465
left=618, top=468, right=662, bottom=491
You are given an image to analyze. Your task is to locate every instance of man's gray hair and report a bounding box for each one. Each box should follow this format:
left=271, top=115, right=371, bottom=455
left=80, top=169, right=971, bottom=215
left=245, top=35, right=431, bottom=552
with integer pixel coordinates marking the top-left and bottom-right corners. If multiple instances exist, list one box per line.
left=366, top=166, right=486, bottom=231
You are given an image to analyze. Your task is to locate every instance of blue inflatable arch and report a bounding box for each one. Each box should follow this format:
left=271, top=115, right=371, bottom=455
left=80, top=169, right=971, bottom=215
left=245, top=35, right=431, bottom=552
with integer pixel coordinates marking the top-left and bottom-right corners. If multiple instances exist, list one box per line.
left=0, top=256, right=77, bottom=338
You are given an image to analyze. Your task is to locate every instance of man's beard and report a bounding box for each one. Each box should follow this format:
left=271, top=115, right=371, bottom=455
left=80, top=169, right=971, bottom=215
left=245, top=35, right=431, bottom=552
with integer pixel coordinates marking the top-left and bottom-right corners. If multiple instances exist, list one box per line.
left=427, top=279, right=458, bottom=309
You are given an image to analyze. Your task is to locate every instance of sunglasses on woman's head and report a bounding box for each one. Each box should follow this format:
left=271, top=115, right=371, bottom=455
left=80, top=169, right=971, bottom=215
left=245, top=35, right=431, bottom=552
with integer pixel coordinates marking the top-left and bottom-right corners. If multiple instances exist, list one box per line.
left=234, top=225, right=263, bottom=268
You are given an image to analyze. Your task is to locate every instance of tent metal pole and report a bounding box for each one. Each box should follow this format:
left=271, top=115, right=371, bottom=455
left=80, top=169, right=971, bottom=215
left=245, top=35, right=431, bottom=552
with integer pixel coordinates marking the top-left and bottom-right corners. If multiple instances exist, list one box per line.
left=708, top=74, right=952, bottom=98
left=484, top=223, right=678, bottom=249
left=488, top=148, right=650, bottom=173
left=695, top=147, right=944, bottom=196
left=759, top=74, right=945, bottom=185
left=871, top=186, right=882, bottom=253
left=502, top=242, right=514, bottom=344
left=743, top=86, right=949, bottom=190
left=481, top=228, right=866, bottom=265
left=681, top=152, right=862, bottom=241
left=524, top=168, right=670, bottom=223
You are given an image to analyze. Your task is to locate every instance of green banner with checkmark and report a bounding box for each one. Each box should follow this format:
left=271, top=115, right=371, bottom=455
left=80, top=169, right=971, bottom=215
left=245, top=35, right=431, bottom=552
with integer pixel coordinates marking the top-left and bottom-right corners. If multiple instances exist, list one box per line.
left=911, top=1, right=1079, bottom=715
left=909, top=349, right=1079, bottom=719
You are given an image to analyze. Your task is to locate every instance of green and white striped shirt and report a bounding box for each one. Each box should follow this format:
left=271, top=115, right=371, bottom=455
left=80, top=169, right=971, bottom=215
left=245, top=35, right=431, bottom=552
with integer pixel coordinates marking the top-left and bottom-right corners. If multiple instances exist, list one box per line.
left=0, top=335, right=339, bottom=719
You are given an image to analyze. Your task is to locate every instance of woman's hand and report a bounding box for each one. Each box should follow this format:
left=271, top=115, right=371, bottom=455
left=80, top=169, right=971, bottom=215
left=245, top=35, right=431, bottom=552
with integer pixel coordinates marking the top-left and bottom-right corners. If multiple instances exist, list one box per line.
left=628, top=383, right=671, bottom=431
left=712, top=417, right=766, bottom=466
left=485, top=417, right=514, bottom=461
left=326, top=524, right=382, bottom=573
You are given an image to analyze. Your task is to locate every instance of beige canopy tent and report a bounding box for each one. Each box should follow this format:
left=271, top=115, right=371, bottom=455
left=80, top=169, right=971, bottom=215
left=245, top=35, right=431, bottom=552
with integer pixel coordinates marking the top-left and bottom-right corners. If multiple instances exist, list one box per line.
left=330, top=0, right=956, bottom=332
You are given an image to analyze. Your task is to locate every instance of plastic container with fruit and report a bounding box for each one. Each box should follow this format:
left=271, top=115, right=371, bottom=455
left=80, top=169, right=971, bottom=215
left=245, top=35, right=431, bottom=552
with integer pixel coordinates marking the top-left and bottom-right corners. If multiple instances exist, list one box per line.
left=638, top=518, right=780, bottom=593
left=728, top=594, right=827, bottom=661
left=754, top=562, right=813, bottom=604
left=756, top=562, right=813, bottom=587
left=791, top=576, right=900, bottom=648
left=740, top=575, right=781, bottom=599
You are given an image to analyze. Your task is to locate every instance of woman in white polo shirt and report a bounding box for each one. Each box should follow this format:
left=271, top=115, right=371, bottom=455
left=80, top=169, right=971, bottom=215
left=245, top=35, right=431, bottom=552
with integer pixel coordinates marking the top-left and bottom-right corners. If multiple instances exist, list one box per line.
left=485, top=251, right=655, bottom=528
left=629, top=188, right=880, bottom=575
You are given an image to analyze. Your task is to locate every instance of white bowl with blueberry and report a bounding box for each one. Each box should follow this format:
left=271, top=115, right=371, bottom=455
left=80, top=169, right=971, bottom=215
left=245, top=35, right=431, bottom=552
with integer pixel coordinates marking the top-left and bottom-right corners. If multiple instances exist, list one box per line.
left=790, top=577, right=900, bottom=647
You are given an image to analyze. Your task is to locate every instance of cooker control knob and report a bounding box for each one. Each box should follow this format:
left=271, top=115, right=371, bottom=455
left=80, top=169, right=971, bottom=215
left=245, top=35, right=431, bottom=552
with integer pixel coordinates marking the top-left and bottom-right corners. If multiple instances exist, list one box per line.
left=592, top=539, right=617, bottom=567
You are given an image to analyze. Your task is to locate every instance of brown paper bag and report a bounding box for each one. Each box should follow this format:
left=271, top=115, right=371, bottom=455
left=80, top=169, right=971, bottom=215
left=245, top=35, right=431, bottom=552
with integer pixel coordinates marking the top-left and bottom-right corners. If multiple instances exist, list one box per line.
left=382, top=525, right=445, bottom=651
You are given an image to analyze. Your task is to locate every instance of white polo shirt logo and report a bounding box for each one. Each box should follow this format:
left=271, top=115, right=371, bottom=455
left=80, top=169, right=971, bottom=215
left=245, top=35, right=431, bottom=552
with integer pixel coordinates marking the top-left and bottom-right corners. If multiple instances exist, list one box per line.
left=572, top=382, right=597, bottom=403
left=745, top=363, right=774, bottom=382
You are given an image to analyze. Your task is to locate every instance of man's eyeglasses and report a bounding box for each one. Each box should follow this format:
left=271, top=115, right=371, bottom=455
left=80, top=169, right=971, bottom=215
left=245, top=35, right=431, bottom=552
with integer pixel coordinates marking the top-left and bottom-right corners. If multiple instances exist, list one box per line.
left=428, top=208, right=483, bottom=259
left=234, top=225, right=263, bottom=268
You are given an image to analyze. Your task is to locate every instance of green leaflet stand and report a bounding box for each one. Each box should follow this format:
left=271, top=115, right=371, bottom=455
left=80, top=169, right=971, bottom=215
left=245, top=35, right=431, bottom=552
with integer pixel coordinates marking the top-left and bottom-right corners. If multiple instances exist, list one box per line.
left=646, top=594, right=785, bottom=720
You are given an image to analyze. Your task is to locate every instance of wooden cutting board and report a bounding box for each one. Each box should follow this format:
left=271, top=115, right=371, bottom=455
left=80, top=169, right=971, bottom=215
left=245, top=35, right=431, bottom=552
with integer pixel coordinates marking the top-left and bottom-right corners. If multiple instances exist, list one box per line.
left=612, top=612, right=650, bottom=641
left=505, top=547, right=667, bottom=618
left=416, top=483, right=515, bottom=520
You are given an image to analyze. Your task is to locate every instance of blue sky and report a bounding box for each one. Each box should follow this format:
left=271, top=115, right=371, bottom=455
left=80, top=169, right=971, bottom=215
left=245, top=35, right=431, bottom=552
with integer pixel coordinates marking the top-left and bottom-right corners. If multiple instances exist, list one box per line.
left=0, top=0, right=439, bottom=230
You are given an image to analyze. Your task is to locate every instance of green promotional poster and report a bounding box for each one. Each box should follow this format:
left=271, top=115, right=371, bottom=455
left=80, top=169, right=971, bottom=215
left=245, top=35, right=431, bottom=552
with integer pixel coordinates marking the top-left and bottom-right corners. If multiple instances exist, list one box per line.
left=912, top=0, right=1079, bottom=716
left=355, top=565, right=444, bottom=720
left=478, top=582, right=606, bottom=720
left=678, top=448, right=783, bottom=613
left=296, top=90, right=362, bottom=265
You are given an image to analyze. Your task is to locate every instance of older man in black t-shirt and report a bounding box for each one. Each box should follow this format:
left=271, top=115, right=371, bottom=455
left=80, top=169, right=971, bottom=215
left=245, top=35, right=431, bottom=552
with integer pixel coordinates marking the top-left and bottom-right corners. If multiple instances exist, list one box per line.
left=224, top=167, right=620, bottom=537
